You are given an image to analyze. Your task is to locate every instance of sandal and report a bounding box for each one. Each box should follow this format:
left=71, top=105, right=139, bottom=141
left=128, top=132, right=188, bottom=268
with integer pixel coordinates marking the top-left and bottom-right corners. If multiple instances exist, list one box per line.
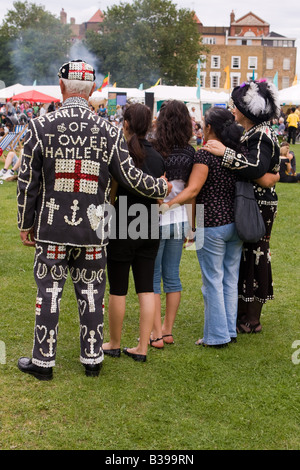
left=149, top=337, right=164, bottom=349
left=195, top=338, right=228, bottom=348
left=195, top=338, right=204, bottom=345
left=237, top=321, right=262, bottom=334
left=162, top=334, right=174, bottom=344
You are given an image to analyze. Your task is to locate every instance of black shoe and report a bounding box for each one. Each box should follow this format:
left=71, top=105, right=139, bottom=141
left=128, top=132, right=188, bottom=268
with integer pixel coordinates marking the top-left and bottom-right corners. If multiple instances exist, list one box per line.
left=103, top=348, right=121, bottom=358
left=18, top=357, right=53, bottom=381
left=123, top=348, right=146, bottom=362
left=84, top=362, right=102, bottom=377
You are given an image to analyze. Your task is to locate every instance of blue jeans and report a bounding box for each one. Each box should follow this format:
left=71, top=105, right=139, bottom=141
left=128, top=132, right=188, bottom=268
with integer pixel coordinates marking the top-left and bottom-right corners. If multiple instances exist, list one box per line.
left=153, top=223, right=186, bottom=294
left=196, top=223, right=242, bottom=345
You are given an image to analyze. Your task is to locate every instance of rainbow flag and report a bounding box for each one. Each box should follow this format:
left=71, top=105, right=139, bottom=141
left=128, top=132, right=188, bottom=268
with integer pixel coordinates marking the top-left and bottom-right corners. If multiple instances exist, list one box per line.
left=98, top=74, right=109, bottom=91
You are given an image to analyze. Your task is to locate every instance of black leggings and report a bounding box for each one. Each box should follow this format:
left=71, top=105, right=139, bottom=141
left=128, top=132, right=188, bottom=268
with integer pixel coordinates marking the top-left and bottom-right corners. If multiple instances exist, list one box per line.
left=107, top=238, right=159, bottom=295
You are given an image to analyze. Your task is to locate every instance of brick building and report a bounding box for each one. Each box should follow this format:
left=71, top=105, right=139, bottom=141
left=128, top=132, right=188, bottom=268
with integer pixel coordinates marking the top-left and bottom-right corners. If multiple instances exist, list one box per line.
left=60, top=8, right=296, bottom=90
left=197, top=11, right=297, bottom=90
left=60, top=8, right=104, bottom=41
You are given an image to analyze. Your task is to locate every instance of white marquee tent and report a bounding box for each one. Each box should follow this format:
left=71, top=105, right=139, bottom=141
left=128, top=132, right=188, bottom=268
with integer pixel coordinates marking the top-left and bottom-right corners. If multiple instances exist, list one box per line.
left=143, top=85, right=230, bottom=119
left=1, top=83, right=230, bottom=120
left=278, top=84, right=300, bottom=105
left=144, top=85, right=230, bottom=104
left=91, top=84, right=230, bottom=120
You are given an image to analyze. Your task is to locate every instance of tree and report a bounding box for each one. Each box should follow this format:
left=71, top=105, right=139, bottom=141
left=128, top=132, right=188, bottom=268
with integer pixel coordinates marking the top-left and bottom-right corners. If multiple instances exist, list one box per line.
left=0, top=28, right=15, bottom=87
left=85, top=0, right=206, bottom=88
left=0, top=1, right=71, bottom=86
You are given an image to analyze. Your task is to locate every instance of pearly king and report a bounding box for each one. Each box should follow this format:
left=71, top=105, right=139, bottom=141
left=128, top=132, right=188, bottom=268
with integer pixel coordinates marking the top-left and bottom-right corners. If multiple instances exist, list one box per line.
left=17, top=60, right=168, bottom=378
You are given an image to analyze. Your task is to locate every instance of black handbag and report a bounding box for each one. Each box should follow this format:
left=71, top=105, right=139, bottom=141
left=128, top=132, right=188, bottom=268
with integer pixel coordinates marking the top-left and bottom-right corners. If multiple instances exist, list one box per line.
left=234, top=180, right=266, bottom=243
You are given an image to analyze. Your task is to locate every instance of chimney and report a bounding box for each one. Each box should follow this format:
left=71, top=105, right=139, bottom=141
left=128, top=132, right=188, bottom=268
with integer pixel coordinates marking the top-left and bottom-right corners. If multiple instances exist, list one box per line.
left=70, top=17, right=75, bottom=25
left=60, top=8, right=67, bottom=25
left=230, top=10, right=235, bottom=24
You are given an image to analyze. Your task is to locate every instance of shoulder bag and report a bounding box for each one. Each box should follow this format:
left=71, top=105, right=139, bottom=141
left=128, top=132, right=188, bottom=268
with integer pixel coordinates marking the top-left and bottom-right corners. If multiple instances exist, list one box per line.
left=234, top=180, right=266, bottom=243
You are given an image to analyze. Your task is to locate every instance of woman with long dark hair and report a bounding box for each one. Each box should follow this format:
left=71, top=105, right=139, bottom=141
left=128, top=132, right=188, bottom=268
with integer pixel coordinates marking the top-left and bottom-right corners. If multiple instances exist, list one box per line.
left=150, top=100, right=195, bottom=348
left=103, top=103, right=165, bottom=362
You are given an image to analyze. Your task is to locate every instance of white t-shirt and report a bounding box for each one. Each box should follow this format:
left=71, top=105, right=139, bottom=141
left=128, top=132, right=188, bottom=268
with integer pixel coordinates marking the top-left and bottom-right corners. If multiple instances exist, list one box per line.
left=160, top=179, right=188, bottom=226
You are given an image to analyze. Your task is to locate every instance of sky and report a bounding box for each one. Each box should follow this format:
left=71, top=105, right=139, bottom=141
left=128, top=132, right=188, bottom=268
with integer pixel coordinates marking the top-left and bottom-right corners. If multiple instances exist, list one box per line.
left=0, top=0, right=299, bottom=81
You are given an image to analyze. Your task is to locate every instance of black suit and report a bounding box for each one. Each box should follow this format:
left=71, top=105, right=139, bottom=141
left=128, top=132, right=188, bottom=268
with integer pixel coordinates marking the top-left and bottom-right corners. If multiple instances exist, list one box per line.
left=17, top=96, right=168, bottom=369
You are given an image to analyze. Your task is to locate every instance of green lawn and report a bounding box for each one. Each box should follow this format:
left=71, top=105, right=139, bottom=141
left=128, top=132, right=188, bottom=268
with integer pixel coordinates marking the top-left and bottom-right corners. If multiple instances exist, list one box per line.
left=0, top=146, right=299, bottom=450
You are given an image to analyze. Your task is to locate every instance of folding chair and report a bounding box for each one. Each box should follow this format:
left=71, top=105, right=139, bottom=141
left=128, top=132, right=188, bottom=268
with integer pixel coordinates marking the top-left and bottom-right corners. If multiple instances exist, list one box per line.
left=0, top=125, right=27, bottom=150
left=0, top=125, right=28, bottom=162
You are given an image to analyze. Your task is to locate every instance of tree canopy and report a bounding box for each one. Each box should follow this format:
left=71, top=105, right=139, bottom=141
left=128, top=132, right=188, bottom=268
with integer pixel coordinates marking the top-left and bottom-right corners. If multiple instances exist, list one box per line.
left=86, top=0, right=206, bottom=88
left=0, top=1, right=71, bottom=86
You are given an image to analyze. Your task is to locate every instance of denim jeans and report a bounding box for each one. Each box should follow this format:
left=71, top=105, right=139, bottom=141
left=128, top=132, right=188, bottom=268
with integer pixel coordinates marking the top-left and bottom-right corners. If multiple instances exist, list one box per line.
left=153, top=223, right=187, bottom=294
left=196, top=223, right=242, bottom=345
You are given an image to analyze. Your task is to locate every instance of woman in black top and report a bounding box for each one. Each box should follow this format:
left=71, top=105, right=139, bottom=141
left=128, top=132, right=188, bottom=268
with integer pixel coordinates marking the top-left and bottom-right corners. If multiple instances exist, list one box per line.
left=161, top=107, right=244, bottom=347
left=103, top=103, right=165, bottom=362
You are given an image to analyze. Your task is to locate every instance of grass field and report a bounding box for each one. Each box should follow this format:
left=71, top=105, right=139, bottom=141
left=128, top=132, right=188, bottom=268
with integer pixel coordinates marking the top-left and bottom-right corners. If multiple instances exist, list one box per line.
left=0, top=145, right=299, bottom=451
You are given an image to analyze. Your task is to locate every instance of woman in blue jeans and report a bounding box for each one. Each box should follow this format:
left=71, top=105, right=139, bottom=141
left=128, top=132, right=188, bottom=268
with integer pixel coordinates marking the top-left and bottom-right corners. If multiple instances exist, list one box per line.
left=163, top=107, right=277, bottom=347
left=150, top=100, right=195, bottom=348
left=162, top=107, right=243, bottom=347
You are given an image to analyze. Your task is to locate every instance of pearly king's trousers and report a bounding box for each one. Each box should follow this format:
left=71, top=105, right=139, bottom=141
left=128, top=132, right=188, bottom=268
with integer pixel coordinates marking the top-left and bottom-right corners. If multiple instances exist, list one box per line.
left=31, top=242, right=106, bottom=369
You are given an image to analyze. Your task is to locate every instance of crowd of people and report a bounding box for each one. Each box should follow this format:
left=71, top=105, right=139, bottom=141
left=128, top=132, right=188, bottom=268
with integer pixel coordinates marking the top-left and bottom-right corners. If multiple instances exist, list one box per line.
left=0, top=60, right=298, bottom=381
left=1, top=98, right=58, bottom=129
left=271, top=106, right=300, bottom=144
left=0, top=98, right=60, bottom=181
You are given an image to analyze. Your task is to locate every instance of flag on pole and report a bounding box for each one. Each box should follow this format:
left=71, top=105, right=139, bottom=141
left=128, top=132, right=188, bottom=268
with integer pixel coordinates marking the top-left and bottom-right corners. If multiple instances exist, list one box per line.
left=292, top=75, right=298, bottom=86
left=151, top=78, right=161, bottom=87
left=273, top=71, right=278, bottom=88
left=223, top=66, right=230, bottom=90
left=98, top=74, right=109, bottom=91
left=196, top=59, right=201, bottom=99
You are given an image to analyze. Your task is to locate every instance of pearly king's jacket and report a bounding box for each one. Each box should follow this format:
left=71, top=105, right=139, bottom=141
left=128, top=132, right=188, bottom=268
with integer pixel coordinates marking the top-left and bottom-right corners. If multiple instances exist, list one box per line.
left=17, top=97, right=168, bottom=247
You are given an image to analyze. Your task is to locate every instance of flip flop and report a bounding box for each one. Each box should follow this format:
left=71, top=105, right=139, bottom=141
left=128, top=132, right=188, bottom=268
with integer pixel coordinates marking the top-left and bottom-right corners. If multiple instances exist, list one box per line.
left=162, top=334, right=174, bottom=344
left=149, top=337, right=164, bottom=349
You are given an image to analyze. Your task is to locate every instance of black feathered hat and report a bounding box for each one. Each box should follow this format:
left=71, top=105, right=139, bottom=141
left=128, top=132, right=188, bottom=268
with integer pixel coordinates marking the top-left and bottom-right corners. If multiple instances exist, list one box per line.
left=231, top=79, right=280, bottom=124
